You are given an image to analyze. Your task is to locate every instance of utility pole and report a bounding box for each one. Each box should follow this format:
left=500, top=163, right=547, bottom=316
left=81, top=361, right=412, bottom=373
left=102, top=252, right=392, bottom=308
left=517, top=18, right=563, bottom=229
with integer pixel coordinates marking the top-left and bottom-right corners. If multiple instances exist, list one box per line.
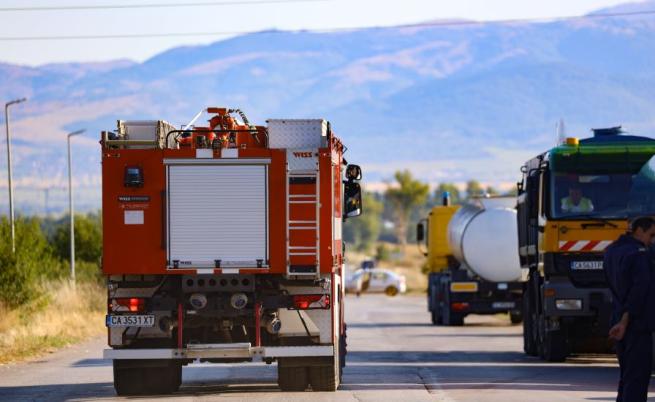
left=43, top=188, right=49, bottom=216
left=4, top=97, right=27, bottom=253
left=67, top=129, right=85, bottom=285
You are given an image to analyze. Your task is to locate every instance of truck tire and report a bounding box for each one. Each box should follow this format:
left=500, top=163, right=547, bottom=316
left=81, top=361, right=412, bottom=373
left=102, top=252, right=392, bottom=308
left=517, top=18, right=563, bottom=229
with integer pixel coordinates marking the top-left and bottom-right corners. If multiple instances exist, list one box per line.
left=522, top=295, right=537, bottom=356
left=113, top=359, right=181, bottom=396
left=431, top=309, right=443, bottom=325
left=429, top=284, right=442, bottom=325
left=443, top=307, right=464, bottom=326
left=309, top=363, right=339, bottom=391
left=510, top=310, right=523, bottom=324
left=309, top=331, right=342, bottom=392
left=340, top=324, right=347, bottom=379
left=543, top=330, right=567, bottom=362
left=450, top=314, right=464, bottom=326
left=277, top=365, right=309, bottom=391
left=113, top=361, right=141, bottom=396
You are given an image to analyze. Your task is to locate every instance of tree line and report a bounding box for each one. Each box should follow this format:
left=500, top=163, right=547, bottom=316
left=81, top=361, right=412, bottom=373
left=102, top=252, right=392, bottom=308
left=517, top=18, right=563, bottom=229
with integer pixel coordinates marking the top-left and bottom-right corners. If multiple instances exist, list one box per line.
left=343, top=170, right=517, bottom=252
left=0, top=214, right=102, bottom=308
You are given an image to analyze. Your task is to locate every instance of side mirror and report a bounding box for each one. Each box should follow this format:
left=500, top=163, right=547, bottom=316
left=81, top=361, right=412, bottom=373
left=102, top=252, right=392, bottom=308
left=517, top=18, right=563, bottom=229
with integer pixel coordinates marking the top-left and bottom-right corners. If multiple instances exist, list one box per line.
left=416, top=222, right=425, bottom=242
left=345, top=164, right=362, bottom=181
left=344, top=182, right=362, bottom=219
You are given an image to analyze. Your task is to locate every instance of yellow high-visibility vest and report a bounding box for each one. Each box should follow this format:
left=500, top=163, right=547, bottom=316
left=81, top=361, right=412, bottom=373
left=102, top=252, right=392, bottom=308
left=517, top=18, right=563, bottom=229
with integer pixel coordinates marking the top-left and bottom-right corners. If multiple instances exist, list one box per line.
left=561, top=196, right=594, bottom=213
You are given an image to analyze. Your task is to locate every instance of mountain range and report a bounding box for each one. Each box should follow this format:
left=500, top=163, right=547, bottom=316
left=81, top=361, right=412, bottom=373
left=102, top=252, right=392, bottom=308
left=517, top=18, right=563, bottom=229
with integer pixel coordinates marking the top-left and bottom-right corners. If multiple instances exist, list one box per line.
left=1, top=1, right=655, bottom=213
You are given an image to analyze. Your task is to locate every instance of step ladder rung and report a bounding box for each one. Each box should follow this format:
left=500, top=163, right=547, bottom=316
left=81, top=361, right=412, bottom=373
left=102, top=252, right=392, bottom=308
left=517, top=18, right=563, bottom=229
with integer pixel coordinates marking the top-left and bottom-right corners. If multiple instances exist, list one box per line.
left=288, top=171, right=317, bottom=175
left=289, top=200, right=318, bottom=204
left=289, top=252, right=318, bottom=256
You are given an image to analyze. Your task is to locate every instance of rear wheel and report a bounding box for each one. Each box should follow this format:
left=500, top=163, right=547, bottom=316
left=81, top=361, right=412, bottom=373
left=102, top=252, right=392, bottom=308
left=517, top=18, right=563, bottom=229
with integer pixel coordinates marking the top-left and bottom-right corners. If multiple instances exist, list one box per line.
left=309, top=363, right=339, bottom=391
left=431, top=309, right=442, bottom=325
left=522, top=294, right=537, bottom=356
left=309, top=329, right=342, bottom=392
left=277, top=365, right=309, bottom=391
left=339, top=324, right=347, bottom=381
left=450, top=314, right=464, bottom=326
left=113, top=359, right=181, bottom=396
left=543, top=329, right=568, bottom=362
left=385, top=286, right=399, bottom=297
left=510, top=310, right=523, bottom=324
left=443, top=306, right=464, bottom=326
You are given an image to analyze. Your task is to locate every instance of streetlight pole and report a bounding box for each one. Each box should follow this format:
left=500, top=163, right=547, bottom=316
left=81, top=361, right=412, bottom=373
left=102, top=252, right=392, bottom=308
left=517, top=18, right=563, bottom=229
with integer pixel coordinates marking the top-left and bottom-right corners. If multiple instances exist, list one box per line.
left=67, top=129, right=85, bottom=286
left=4, top=97, right=27, bottom=253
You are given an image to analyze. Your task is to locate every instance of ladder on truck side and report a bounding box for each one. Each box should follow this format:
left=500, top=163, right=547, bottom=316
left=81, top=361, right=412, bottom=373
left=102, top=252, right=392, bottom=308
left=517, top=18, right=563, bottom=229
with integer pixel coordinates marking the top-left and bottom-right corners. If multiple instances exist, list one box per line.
left=286, top=149, right=320, bottom=278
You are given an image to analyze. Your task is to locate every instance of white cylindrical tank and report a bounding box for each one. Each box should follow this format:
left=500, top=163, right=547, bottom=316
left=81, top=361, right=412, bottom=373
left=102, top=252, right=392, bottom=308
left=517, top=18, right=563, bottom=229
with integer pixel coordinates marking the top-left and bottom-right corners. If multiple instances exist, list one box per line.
left=448, top=197, right=521, bottom=282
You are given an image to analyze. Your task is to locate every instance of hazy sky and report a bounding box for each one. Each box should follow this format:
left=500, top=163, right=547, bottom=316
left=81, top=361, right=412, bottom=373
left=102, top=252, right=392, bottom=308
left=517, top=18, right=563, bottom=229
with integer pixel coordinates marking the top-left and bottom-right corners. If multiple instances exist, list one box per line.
left=0, top=0, right=639, bottom=66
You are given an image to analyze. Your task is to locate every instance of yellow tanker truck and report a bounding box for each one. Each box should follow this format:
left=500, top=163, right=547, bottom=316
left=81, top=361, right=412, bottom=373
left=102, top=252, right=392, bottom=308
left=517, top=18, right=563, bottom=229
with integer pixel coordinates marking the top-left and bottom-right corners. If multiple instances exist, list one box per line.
left=417, top=194, right=524, bottom=326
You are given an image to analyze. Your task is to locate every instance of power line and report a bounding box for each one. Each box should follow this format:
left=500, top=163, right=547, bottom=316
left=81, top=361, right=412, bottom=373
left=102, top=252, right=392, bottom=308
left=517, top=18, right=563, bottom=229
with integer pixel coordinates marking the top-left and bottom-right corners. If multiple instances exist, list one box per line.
left=0, top=8, right=654, bottom=41
left=0, top=0, right=329, bottom=12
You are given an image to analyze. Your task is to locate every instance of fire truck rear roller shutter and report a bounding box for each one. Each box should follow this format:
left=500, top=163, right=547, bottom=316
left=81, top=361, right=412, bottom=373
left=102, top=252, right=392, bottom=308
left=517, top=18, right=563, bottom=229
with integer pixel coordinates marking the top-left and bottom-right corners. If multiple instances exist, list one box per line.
left=167, top=164, right=269, bottom=268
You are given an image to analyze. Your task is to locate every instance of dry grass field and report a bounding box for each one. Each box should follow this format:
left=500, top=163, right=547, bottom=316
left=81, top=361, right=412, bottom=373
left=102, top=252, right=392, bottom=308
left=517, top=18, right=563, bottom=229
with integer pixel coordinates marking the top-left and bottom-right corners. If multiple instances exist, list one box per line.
left=0, top=281, right=105, bottom=364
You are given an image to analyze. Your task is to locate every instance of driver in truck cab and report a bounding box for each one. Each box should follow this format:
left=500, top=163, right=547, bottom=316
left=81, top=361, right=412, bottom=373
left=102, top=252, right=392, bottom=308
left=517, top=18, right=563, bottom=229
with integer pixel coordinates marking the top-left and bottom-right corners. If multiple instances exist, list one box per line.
left=561, top=184, right=594, bottom=213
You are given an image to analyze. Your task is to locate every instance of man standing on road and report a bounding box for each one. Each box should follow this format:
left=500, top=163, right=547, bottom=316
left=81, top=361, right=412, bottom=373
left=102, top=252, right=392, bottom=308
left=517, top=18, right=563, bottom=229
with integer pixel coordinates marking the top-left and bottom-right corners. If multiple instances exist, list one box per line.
left=604, top=216, right=655, bottom=402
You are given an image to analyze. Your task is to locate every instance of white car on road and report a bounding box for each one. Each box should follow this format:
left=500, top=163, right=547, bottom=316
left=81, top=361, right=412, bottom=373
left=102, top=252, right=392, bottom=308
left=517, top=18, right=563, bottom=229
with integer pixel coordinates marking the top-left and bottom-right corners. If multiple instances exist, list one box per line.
left=345, top=268, right=407, bottom=296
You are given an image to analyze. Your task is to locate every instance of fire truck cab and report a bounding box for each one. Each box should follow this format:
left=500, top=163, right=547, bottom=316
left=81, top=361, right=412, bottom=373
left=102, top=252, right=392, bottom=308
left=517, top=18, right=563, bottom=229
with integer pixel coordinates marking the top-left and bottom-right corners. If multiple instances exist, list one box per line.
left=101, top=108, right=362, bottom=394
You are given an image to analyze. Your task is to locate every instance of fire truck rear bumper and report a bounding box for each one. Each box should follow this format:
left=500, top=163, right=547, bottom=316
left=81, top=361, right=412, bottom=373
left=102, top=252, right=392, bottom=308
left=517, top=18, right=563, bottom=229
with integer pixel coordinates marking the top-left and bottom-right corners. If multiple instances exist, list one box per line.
left=104, top=344, right=334, bottom=360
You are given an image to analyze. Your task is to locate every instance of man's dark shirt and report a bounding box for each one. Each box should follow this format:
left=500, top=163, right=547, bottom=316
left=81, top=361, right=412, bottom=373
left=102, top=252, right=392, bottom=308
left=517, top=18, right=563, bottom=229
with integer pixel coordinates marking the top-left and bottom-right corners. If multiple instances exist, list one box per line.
left=604, top=234, right=651, bottom=330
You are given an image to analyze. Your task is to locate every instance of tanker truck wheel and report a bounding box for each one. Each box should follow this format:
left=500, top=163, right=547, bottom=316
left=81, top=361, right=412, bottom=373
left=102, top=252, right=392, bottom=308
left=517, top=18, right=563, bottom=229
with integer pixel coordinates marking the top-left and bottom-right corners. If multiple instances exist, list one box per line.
left=510, top=310, right=523, bottom=324
left=449, top=314, right=464, bottom=326
left=431, top=309, right=443, bottom=325
left=443, top=307, right=464, bottom=326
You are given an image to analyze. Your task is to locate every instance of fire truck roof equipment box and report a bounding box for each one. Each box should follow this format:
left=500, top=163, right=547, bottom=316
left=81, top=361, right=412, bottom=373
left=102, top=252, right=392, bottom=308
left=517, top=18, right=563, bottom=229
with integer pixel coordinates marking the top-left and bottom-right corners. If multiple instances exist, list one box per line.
left=267, top=119, right=328, bottom=149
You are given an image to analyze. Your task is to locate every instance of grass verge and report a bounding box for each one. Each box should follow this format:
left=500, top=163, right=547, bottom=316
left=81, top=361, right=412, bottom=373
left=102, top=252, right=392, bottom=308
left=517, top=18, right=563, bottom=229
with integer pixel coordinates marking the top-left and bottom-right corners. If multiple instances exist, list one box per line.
left=0, top=280, right=105, bottom=364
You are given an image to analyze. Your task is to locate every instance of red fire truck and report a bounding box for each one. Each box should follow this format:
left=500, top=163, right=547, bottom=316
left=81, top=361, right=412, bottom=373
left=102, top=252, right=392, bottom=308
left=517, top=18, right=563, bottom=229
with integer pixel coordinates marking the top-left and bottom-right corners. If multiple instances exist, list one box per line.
left=101, top=108, right=362, bottom=395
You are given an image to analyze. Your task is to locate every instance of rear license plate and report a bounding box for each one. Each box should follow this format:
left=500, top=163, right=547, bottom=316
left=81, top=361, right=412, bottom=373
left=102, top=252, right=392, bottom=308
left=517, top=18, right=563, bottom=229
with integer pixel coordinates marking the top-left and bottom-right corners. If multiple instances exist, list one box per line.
left=106, top=315, right=155, bottom=328
left=570, top=261, right=603, bottom=270
left=492, top=302, right=515, bottom=309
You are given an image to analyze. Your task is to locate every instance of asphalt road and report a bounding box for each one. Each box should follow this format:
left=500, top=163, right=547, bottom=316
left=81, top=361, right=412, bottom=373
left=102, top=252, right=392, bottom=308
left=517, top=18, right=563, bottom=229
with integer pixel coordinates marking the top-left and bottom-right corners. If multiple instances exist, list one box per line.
left=1, top=294, right=653, bottom=401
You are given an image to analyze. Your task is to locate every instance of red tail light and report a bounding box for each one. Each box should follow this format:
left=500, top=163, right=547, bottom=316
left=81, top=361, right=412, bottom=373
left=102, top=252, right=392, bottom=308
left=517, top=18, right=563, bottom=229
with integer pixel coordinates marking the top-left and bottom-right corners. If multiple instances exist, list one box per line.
left=293, top=294, right=330, bottom=310
left=111, top=298, right=146, bottom=312
left=451, top=302, right=470, bottom=312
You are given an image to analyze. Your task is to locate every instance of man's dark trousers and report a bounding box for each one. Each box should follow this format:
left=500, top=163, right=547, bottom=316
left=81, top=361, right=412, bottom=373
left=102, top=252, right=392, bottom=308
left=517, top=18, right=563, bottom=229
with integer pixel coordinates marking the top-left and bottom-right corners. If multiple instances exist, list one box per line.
left=616, top=324, right=652, bottom=402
